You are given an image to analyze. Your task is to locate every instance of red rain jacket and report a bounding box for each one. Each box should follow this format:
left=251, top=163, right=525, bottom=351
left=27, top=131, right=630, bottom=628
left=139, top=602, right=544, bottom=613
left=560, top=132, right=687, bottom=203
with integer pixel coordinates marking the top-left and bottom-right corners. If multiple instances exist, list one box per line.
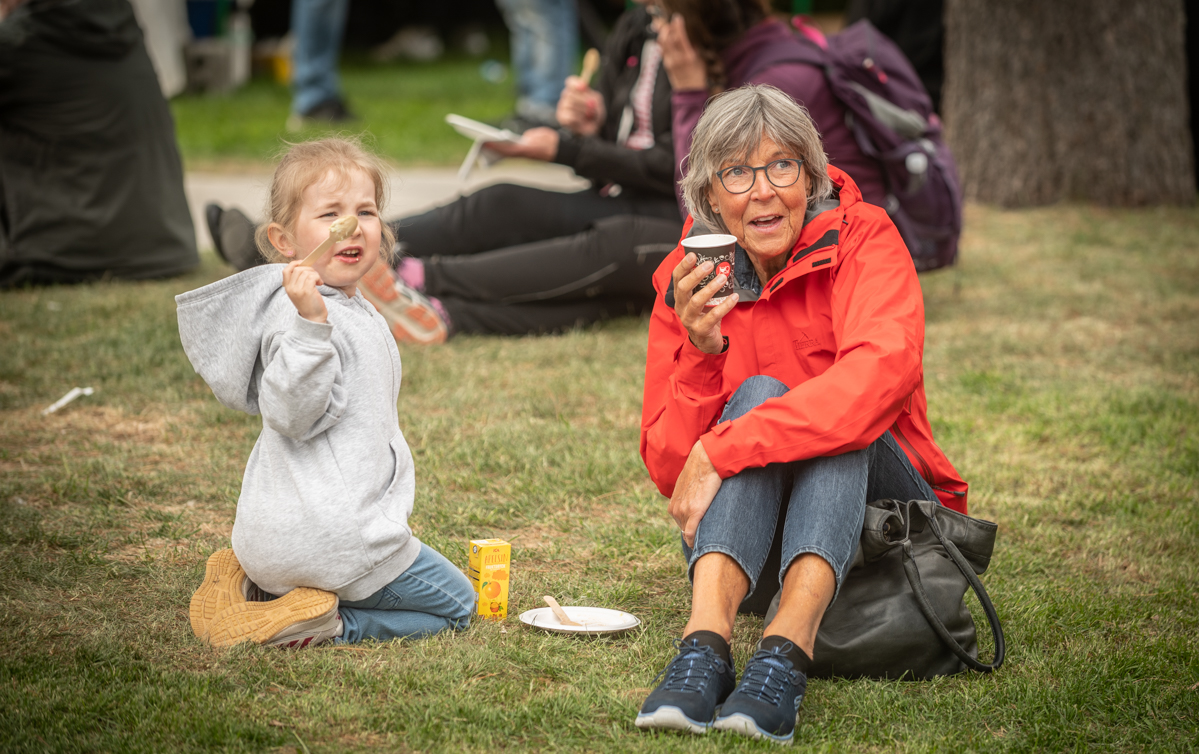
left=640, top=167, right=968, bottom=513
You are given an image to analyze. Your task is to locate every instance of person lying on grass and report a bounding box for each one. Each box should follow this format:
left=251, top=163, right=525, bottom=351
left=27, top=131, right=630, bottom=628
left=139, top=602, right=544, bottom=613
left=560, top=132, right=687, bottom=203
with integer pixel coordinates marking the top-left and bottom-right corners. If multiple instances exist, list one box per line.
left=176, top=138, right=476, bottom=648
left=636, top=86, right=968, bottom=743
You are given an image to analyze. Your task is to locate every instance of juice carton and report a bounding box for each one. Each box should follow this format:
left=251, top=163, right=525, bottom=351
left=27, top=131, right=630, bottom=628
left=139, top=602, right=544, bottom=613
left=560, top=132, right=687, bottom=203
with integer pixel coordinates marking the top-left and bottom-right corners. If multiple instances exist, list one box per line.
left=467, top=538, right=510, bottom=621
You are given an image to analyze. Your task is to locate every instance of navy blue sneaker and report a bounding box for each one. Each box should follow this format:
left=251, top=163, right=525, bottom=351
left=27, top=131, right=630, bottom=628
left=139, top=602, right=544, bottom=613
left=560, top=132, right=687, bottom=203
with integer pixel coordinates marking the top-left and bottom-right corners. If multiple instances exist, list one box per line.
left=713, top=642, right=808, bottom=743
left=635, top=639, right=736, bottom=734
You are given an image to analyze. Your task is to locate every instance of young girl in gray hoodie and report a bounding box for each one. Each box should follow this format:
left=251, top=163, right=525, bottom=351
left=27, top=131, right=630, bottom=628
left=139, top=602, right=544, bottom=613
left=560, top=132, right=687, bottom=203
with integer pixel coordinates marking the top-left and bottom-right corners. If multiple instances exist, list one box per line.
left=177, top=138, right=476, bottom=648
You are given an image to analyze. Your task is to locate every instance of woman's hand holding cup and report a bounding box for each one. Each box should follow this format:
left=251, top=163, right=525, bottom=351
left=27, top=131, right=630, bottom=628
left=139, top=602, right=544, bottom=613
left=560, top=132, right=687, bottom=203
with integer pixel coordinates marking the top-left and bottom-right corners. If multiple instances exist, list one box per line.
left=672, top=251, right=738, bottom=354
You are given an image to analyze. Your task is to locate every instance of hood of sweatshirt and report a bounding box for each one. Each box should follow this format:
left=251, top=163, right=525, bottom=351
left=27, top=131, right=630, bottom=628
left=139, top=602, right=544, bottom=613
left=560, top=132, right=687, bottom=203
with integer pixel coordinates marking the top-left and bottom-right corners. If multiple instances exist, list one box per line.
left=176, top=264, right=352, bottom=415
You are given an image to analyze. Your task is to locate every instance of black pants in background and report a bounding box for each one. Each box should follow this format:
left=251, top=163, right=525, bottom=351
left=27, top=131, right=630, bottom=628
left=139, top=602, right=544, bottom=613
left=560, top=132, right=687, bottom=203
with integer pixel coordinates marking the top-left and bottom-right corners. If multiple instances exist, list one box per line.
left=391, top=184, right=683, bottom=336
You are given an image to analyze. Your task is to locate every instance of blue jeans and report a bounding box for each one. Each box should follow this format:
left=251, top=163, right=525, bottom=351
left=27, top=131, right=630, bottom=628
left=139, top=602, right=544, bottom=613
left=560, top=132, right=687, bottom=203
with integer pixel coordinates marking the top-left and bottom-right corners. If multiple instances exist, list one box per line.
left=291, top=0, right=349, bottom=114
left=682, top=376, right=939, bottom=614
left=496, top=0, right=577, bottom=117
left=336, top=543, right=477, bottom=643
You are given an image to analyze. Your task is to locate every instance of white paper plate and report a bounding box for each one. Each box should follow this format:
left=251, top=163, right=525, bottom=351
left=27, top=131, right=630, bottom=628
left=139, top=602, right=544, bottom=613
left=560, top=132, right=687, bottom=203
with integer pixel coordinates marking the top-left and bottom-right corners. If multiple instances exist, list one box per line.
left=445, top=113, right=519, bottom=143
left=519, top=606, right=641, bottom=636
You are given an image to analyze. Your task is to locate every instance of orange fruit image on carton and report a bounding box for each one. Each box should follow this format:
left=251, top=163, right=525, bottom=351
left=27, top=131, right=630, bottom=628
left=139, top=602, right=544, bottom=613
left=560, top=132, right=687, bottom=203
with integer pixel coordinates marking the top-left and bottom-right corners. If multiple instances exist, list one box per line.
left=467, top=538, right=510, bottom=621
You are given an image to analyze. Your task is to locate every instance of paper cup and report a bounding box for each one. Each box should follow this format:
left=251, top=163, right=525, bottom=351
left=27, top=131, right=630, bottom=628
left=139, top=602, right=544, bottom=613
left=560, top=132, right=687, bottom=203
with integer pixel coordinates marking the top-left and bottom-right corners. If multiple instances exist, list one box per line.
left=681, top=234, right=737, bottom=306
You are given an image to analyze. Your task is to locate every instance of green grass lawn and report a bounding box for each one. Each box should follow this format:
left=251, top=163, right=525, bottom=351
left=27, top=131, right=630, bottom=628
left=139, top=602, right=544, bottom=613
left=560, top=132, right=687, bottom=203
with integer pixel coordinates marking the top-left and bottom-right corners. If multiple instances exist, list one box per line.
left=1, top=203, right=1197, bottom=752
left=171, top=56, right=517, bottom=167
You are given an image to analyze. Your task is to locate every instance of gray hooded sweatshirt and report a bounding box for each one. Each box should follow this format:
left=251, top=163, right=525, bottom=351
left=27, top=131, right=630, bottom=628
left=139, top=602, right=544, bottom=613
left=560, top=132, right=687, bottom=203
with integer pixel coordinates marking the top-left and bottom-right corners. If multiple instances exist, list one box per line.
left=176, top=265, right=421, bottom=600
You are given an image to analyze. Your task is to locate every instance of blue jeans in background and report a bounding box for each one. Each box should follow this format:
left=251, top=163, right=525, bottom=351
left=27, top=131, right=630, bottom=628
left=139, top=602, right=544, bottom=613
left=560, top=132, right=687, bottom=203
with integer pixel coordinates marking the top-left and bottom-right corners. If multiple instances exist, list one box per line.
left=495, top=0, right=577, bottom=122
left=681, top=375, right=940, bottom=614
left=290, top=0, right=349, bottom=114
left=337, top=543, right=477, bottom=643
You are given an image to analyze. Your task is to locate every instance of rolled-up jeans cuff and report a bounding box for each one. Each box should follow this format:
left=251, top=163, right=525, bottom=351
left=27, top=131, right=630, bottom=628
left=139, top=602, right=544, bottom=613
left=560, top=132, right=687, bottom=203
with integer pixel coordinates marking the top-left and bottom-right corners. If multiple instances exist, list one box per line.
left=684, top=540, right=764, bottom=597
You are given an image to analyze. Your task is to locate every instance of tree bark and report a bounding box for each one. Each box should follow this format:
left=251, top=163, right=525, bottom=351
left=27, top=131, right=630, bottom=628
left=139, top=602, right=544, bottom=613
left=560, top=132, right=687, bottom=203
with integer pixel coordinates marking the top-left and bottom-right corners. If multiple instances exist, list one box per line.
left=943, top=0, right=1195, bottom=206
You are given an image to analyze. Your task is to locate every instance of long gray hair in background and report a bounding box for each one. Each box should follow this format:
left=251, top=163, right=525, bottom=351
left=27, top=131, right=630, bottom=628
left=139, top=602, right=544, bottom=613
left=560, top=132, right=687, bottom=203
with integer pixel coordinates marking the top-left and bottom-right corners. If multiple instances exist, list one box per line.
left=680, top=84, right=834, bottom=234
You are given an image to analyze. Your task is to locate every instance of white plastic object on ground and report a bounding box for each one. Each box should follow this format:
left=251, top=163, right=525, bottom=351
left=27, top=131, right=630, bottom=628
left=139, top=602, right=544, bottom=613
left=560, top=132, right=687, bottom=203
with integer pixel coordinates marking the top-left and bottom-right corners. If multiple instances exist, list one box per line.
left=42, top=386, right=95, bottom=415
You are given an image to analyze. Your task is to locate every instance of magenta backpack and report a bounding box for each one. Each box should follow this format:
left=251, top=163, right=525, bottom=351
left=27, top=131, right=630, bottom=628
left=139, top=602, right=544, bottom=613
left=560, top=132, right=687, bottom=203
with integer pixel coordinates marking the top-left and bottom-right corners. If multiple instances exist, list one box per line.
left=745, top=18, right=963, bottom=272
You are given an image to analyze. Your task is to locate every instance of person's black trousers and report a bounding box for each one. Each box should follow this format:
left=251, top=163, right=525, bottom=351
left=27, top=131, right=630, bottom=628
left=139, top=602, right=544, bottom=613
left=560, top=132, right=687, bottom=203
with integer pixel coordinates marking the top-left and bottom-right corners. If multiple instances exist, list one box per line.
left=391, top=184, right=683, bottom=335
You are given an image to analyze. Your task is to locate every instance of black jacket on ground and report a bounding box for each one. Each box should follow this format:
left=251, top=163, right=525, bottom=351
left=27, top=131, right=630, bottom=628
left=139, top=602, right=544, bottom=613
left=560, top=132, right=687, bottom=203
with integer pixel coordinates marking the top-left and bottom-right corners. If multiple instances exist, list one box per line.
left=0, top=0, right=198, bottom=287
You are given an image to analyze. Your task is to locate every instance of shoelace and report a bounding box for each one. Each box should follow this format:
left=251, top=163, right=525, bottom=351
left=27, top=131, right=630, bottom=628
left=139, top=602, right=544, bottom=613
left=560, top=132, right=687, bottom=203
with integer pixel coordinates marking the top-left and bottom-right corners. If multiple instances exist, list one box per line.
left=652, top=639, right=728, bottom=694
left=737, top=646, right=800, bottom=707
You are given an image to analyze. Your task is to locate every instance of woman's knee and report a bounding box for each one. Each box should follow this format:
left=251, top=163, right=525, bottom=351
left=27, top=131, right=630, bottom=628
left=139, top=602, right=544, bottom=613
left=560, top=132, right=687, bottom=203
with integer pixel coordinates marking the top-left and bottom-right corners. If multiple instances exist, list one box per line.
left=722, top=375, right=790, bottom=421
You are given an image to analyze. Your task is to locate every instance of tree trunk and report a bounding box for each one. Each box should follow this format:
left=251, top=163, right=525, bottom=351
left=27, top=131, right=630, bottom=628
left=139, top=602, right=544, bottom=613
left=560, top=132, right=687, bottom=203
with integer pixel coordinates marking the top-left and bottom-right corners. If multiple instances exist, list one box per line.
left=943, top=0, right=1194, bottom=206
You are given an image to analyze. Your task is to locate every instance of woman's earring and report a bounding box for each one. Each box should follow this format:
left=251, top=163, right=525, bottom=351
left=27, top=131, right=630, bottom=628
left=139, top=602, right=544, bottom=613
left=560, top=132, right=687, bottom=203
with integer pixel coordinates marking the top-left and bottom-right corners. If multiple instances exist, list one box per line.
left=713, top=207, right=720, bottom=213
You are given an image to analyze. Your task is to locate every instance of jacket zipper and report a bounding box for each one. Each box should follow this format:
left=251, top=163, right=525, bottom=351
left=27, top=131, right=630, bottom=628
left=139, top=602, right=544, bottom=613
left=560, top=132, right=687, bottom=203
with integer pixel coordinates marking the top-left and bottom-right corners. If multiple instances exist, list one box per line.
left=891, top=422, right=934, bottom=485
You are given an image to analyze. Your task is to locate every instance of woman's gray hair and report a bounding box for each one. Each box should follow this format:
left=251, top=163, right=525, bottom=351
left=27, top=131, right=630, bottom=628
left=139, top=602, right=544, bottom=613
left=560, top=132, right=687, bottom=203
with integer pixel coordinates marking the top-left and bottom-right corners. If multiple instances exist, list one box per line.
left=681, top=84, right=833, bottom=233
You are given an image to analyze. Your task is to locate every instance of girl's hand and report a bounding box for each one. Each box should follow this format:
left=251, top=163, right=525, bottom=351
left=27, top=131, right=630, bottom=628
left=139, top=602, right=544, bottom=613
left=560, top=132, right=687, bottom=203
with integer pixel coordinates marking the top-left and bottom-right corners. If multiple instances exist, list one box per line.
left=672, top=252, right=737, bottom=354
left=669, top=440, right=722, bottom=547
left=484, top=127, right=559, bottom=162
left=283, top=261, right=328, bottom=323
left=655, top=13, right=707, bottom=91
left=557, top=76, right=605, bottom=136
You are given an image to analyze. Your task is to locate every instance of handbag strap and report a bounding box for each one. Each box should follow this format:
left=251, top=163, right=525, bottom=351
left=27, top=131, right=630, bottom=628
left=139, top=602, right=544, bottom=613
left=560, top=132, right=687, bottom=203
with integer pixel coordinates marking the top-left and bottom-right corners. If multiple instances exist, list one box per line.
left=898, top=503, right=1006, bottom=673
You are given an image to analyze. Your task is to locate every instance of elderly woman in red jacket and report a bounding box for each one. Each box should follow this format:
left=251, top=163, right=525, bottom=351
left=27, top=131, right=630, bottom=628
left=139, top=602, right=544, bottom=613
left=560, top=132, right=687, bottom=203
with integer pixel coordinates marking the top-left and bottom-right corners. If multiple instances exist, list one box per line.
left=635, top=85, right=967, bottom=743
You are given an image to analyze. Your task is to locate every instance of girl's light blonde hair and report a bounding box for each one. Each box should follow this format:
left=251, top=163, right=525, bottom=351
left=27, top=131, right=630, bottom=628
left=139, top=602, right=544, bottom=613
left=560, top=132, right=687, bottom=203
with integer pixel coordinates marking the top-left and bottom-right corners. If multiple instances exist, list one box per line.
left=255, top=136, right=397, bottom=264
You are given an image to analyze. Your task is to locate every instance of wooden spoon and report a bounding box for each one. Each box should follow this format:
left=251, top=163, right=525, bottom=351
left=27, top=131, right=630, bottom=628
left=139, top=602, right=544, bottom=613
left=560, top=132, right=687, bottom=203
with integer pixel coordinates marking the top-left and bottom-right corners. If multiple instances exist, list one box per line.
left=543, top=595, right=581, bottom=626
left=580, top=48, right=601, bottom=86
left=299, top=215, right=358, bottom=267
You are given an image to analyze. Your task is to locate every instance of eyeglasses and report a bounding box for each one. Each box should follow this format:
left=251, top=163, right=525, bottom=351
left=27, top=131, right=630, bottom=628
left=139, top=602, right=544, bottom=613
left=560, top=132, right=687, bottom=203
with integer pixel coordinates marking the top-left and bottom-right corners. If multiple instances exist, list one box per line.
left=717, top=158, right=804, bottom=194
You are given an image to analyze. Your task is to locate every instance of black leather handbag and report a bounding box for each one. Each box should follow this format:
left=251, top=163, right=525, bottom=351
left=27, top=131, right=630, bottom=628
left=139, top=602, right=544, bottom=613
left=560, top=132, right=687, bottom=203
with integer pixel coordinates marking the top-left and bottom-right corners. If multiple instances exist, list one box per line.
left=767, top=498, right=1006, bottom=680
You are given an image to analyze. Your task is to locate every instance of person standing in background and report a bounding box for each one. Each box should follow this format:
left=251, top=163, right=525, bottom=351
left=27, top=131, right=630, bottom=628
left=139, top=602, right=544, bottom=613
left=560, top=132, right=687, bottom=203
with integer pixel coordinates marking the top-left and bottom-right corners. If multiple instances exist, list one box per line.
left=496, top=0, right=577, bottom=128
left=287, top=0, right=356, bottom=129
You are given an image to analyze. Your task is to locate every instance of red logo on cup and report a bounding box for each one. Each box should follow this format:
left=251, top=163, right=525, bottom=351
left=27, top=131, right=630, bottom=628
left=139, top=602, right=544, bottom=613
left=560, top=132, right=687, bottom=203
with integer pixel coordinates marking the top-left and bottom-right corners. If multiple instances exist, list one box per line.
left=716, top=261, right=732, bottom=279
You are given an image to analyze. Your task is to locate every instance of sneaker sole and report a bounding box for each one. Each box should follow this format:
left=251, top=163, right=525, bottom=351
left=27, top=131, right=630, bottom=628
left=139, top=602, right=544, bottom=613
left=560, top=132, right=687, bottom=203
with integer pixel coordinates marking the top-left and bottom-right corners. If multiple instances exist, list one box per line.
left=205, top=588, right=338, bottom=648
left=634, top=706, right=711, bottom=735
left=189, top=549, right=247, bottom=640
left=712, top=712, right=794, bottom=744
left=361, top=263, right=399, bottom=303
left=268, top=611, right=343, bottom=649
left=359, top=277, right=447, bottom=345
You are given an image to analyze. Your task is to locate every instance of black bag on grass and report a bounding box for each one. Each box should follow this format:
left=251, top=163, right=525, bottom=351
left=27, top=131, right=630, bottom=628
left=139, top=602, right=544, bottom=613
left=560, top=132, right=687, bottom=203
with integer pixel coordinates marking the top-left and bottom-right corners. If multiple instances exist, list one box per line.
left=766, top=498, right=1006, bottom=679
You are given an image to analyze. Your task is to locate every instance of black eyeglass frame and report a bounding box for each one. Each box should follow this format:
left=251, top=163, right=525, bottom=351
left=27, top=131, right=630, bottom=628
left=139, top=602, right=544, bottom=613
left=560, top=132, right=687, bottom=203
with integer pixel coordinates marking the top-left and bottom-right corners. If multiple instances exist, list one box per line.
left=717, top=158, right=805, bottom=194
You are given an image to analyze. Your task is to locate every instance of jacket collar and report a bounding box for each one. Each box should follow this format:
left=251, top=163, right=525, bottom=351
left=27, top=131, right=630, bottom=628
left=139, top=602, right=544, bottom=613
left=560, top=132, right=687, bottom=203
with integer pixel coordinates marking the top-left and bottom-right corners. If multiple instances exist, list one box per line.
left=752, top=166, right=862, bottom=298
